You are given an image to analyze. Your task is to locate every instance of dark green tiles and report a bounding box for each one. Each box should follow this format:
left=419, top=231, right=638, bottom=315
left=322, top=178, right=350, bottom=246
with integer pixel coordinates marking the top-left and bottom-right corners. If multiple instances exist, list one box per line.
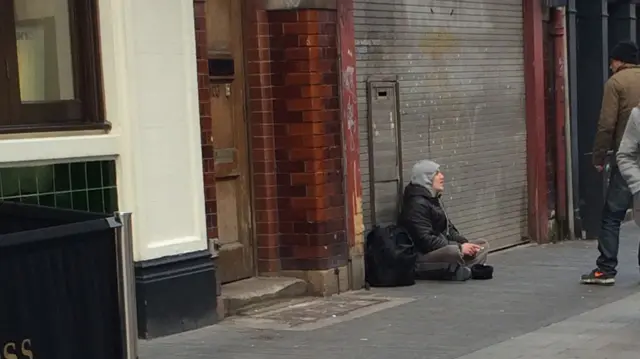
left=0, top=160, right=118, bottom=214
left=102, top=161, right=116, bottom=187
left=86, top=161, right=103, bottom=188
left=70, top=162, right=87, bottom=190
left=54, top=163, right=71, bottom=192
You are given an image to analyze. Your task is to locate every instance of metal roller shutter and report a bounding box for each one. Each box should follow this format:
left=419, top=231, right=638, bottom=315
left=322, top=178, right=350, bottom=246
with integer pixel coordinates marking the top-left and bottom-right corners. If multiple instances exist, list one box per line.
left=355, top=0, right=528, bottom=249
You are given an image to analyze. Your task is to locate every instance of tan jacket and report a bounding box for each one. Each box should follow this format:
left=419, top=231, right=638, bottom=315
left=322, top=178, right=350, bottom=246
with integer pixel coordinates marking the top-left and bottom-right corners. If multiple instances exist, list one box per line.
left=593, top=65, right=640, bottom=166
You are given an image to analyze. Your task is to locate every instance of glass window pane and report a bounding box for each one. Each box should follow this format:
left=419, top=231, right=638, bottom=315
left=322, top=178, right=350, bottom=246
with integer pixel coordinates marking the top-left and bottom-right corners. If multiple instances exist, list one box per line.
left=14, top=0, right=75, bottom=102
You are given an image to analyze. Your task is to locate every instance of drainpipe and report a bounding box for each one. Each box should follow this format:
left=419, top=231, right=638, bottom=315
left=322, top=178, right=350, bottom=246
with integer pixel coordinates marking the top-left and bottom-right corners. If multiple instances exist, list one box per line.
left=565, top=0, right=581, bottom=239
left=524, top=0, right=549, bottom=243
left=551, top=7, right=568, bottom=240
left=562, top=6, right=576, bottom=241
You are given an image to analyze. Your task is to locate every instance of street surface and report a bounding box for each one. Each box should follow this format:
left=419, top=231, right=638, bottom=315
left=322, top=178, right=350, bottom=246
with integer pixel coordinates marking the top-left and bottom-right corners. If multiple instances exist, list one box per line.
left=140, top=223, right=640, bottom=359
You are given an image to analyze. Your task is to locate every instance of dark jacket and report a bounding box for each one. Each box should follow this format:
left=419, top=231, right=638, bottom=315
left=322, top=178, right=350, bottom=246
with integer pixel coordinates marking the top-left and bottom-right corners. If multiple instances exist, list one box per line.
left=593, top=65, right=640, bottom=166
left=398, top=183, right=468, bottom=254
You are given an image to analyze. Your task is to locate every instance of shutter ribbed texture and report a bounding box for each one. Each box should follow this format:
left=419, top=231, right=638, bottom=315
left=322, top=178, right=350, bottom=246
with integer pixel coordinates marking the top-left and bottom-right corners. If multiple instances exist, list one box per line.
left=356, top=0, right=528, bottom=249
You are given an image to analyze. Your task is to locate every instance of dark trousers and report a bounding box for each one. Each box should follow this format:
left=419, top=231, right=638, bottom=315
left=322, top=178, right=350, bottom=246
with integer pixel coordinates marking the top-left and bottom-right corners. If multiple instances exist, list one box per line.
left=597, top=168, right=635, bottom=276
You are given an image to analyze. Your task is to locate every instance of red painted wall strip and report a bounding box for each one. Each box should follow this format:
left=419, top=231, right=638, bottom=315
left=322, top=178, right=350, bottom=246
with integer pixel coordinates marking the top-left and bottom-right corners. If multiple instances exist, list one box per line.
left=523, top=0, right=549, bottom=243
left=552, top=8, right=567, bottom=223
left=337, top=0, right=361, bottom=248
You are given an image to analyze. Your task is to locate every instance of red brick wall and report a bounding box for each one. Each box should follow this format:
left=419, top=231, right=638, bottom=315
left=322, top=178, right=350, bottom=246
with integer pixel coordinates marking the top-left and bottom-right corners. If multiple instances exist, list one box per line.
left=244, top=3, right=281, bottom=273
left=245, top=3, right=347, bottom=272
left=194, top=0, right=218, bottom=241
left=271, top=9, right=346, bottom=271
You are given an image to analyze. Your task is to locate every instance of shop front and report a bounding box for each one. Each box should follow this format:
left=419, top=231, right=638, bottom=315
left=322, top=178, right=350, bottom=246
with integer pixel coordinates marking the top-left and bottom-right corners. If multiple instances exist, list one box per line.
left=0, top=0, right=215, bottom=339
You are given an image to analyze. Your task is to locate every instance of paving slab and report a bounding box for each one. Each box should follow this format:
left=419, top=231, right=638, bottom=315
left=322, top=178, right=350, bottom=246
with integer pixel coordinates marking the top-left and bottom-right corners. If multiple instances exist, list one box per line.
left=140, top=223, right=640, bottom=359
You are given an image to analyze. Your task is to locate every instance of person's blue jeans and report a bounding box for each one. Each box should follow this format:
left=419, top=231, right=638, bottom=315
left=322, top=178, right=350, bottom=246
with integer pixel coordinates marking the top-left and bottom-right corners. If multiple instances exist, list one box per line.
left=596, top=168, right=634, bottom=276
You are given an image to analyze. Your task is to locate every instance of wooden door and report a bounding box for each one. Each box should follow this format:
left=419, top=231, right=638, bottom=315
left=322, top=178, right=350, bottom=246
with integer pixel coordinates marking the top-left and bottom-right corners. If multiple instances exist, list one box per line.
left=206, top=0, right=254, bottom=283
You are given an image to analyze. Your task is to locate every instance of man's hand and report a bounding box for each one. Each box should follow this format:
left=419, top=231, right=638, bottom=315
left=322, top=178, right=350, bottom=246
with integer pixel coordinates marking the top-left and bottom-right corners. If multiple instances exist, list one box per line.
left=595, top=165, right=604, bottom=173
left=461, top=243, right=481, bottom=257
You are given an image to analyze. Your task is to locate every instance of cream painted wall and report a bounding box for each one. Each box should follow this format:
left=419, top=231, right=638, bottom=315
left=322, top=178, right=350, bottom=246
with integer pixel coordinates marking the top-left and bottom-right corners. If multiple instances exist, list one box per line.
left=100, top=0, right=207, bottom=261
left=0, top=0, right=207, bottom=262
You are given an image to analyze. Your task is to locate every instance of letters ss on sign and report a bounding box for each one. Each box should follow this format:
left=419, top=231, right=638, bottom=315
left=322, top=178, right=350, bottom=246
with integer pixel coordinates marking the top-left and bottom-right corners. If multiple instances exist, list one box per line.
left=3, top=339, right=33, bottom=359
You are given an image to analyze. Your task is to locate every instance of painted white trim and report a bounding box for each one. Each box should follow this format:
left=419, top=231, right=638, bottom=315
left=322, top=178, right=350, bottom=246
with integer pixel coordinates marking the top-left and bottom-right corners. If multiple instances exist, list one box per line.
left=0, top=134, right=119, bottom=166
left=144, top=236, right=206, bottom=259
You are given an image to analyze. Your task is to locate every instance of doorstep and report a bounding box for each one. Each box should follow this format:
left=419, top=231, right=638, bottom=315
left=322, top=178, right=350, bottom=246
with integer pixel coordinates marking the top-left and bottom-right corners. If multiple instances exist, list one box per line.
left=219, top=276, right=307, bottom=318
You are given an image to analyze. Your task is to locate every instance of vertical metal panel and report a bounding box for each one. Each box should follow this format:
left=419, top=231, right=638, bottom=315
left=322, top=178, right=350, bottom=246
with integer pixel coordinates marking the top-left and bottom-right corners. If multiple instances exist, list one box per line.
left=367, top=81, right=402, bottom=227
left=576, top=0, right=608, bottom=239
left=355, top=0, right=528, bottom=249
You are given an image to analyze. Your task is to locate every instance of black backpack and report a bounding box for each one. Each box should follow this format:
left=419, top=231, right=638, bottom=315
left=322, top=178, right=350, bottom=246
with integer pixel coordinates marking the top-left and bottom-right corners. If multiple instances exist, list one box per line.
left=364, top=224, right=417, bottom=287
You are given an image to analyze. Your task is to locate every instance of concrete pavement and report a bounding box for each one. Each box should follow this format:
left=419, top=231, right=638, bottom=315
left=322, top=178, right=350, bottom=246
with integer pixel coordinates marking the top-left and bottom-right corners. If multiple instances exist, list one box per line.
left=140, top=223, right=640, bottom=359
left=455, top=291, right=640, bottom=359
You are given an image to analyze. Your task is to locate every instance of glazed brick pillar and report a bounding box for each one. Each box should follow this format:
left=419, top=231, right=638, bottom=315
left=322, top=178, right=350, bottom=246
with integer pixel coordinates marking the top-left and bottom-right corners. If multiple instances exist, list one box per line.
left=269, top=9, right=347, bottom=271
left=194, top=0, right=218, bottom=241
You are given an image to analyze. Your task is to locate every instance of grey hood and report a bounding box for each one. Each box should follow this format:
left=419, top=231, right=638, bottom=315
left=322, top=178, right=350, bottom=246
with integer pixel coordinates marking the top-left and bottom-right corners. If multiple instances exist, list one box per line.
left=409, top=160, right=441, bottom=196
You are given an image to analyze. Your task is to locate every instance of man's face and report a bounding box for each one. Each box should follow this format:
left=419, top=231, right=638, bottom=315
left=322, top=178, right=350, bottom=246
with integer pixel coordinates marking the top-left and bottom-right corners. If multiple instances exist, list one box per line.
left=610, top=59, right=623, bottom=73
left=432, top=171, right=445, bottom=192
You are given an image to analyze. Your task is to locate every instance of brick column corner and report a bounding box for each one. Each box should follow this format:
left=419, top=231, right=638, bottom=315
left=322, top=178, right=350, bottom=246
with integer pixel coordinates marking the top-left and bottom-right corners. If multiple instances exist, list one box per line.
left=244, top=1, right=282, bottom=274
left=194, top=0, right=218, bottom=242
left=268, top=8, right=347, bottom=272
left=245, top=1, right=351, bottom=293
left=244, top=0, right=365, bottom=294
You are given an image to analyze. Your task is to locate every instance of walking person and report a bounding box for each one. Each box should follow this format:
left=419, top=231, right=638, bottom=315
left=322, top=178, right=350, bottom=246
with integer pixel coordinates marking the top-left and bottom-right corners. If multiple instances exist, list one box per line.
left=616, top=106, right=640, bottom=276
left=581, top=41, right=640, bottom=285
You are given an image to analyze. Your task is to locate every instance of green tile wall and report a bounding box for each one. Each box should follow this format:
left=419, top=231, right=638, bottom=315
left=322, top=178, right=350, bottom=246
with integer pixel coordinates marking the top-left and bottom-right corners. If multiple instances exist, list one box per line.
left=0, top=160, right=118, bottom=214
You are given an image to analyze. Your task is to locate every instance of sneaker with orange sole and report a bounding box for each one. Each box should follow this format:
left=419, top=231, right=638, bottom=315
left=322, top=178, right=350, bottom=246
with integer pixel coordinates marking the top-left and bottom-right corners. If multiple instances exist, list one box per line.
left=580, top=269, right=615, bottom=286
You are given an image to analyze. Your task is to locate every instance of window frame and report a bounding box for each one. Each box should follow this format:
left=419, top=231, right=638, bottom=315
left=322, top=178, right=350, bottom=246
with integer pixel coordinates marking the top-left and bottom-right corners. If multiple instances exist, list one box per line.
left=0, top=0, right=108, bottom=134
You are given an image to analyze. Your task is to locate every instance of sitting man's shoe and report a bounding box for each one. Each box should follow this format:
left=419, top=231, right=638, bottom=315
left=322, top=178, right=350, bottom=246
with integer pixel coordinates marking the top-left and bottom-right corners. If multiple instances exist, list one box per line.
left=444, top=266, right=472, bottom=281
left=470, top=264, right=493, bottom=280
left=580, top=269, right=615, bottom=286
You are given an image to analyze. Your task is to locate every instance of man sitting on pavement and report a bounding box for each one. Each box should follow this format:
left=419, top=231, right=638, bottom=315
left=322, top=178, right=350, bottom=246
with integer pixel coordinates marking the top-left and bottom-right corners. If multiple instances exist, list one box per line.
left=398, top=159, right=489, bottom=281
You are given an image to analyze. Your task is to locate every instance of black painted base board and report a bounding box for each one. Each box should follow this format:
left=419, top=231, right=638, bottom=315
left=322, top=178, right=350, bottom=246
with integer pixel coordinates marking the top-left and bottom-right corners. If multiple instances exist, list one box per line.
left=135, top=250, right=219, bottom=339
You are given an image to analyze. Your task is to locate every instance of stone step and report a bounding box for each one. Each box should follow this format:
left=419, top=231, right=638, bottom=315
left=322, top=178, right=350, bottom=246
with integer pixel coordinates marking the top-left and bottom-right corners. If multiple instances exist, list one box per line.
left=220, top=276, right=307, bottom=317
